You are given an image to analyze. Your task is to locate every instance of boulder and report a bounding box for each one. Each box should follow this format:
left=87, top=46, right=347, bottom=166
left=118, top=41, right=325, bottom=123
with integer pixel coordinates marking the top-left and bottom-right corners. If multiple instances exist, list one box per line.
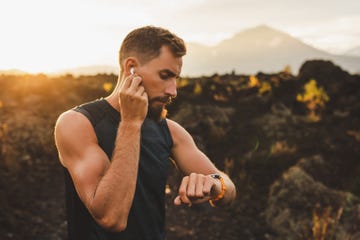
left=298, top=60, right=351, bottom=86
left=265, top=162, right=360, bottom=239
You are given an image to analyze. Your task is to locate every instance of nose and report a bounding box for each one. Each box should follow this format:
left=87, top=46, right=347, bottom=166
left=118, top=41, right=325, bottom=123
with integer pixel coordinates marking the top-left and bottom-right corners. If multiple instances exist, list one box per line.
left=165, top=78, right=177, bottom=98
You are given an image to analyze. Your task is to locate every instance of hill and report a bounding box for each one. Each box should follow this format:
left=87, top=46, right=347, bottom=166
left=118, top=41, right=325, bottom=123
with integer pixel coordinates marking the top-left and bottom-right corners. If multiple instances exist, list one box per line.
left=182, top=25, right=360, bottom=76
left=54, top=65, right=118, bottom=76
left=0, top=69, right=28, bottom=75
left=344, top=45, right=360, bottom=57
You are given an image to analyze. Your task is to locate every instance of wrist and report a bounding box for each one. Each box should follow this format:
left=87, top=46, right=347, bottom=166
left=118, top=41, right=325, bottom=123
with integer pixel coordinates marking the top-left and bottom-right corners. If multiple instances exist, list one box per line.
left=119, top=120, right=143, bottom=130
left=209, top=174, right=226, bottom=207
left=210, top=177, right=222, bottom=197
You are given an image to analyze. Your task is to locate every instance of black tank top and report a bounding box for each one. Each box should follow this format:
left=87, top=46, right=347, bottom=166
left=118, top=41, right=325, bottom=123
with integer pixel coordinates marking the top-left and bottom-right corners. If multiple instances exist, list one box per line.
left=63, top=98, right=173, bottom=240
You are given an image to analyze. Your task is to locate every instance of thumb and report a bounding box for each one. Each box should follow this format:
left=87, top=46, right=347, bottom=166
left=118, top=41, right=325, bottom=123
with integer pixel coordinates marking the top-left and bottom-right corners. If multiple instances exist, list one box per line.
left=174, top=196, right=182, bottom=205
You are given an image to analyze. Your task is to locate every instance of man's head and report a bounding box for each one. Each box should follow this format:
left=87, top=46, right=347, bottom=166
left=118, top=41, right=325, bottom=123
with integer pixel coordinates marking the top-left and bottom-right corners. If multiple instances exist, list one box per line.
left=118, top=26, right=187, bottom=121
left=119, top=26, right=186, bottom=73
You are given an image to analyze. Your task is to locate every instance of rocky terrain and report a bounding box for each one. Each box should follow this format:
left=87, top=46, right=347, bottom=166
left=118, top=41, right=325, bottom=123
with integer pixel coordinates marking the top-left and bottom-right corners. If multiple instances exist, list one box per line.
left=0, top=60, right=359, bottom=239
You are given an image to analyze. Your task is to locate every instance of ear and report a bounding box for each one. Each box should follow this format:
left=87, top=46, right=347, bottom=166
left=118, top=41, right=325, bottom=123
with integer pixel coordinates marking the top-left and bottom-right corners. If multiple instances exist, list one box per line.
left=124, top=57, right=138, bottom=75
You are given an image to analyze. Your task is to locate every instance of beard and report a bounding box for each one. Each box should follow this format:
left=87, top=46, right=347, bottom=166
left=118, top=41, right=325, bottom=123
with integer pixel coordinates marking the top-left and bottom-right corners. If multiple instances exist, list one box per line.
left=147, top=96, right=172, bottom=122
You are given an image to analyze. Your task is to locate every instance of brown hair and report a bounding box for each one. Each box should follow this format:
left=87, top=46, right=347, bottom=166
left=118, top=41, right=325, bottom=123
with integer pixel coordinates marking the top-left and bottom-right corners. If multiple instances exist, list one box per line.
left=119, top=26, right=186, bottom=71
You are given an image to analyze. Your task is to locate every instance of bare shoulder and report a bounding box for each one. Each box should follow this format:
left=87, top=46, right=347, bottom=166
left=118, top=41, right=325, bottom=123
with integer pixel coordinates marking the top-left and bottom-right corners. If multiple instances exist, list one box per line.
left=166, top=119, right=194, bottom=147
left=55, top=110, right=95, bottom=141
left=166, top=119, right=186, bottom=137
left=56, top=109, right=89, bottom=128
left=55, top=110, right=97, bottom=166
left=166, top=118, right=183, bottom=133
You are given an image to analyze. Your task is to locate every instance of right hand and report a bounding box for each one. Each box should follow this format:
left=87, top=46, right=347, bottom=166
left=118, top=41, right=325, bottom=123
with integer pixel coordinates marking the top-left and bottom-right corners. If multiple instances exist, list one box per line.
left=174, top=173, right=221, bottom=206
left=118, top=74, right=148, bottom=124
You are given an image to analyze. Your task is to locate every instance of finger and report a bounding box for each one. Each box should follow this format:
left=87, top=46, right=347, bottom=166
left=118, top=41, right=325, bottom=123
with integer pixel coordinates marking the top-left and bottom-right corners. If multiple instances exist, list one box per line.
left=178, top=176, right=191, bottom=204
left=174, top=195, right=192, bottom=207
left=174, top=196, right=182, bottom=205
left=187, top=173, right=197, bottom=197
left=129, top=76, right=142, bottom=90
left=135, top=86, right=145, bottom=96
left=202, top=176, right=214, bottom=196
left=141, top=91, right=148, bottom=104
left=195, top=175, right=205, bottom=197
left=179, top=193, right=191, bottom=205
left=119, top=75, right=133, bottom=90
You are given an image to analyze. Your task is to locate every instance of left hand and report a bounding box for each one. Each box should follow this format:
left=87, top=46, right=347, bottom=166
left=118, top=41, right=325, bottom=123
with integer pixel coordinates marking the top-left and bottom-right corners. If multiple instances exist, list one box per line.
left=174, top=173, right=221, bottom=206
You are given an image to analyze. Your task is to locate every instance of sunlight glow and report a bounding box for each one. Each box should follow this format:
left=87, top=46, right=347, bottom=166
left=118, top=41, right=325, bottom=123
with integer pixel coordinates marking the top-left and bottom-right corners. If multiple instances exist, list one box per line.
left=0, top=0, right=358, bottom=73
left=0, top=0, right=137, bottom=73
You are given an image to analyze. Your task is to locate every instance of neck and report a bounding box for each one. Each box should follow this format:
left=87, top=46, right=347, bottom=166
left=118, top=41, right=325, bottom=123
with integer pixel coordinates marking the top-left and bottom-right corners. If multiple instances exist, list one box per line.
left=105, top=74, right=124, bottom=112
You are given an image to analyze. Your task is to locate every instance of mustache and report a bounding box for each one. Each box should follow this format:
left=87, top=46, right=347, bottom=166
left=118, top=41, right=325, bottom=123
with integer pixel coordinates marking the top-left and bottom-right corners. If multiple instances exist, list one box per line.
left=149, top=96, right=174, bottom=105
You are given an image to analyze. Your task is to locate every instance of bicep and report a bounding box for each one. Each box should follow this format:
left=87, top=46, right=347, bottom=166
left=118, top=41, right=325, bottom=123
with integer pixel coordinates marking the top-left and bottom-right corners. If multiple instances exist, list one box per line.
left=55, top=111, right=110, bottom=206
left=167, top=119, right=218, bottom=175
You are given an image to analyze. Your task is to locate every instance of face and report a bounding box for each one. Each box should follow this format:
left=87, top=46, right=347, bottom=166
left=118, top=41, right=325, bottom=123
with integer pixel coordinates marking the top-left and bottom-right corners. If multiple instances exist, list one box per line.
left=136, top=45, right=182, bottom=121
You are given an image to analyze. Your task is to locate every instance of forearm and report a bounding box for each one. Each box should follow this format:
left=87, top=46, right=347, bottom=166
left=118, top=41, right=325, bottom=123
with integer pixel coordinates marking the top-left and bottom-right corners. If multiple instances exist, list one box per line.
left=90, top=121, right=142, bottom=230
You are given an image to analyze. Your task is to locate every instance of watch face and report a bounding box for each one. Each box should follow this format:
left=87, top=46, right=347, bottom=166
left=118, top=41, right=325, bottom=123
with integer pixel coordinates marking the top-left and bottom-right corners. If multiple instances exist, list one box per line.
left=210, top=173, right=220, bottom=179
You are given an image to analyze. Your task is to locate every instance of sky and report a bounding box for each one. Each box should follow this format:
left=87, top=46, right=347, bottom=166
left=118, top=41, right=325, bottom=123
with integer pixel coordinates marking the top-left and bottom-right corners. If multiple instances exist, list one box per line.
left=0, top=0, right=359, bottom=73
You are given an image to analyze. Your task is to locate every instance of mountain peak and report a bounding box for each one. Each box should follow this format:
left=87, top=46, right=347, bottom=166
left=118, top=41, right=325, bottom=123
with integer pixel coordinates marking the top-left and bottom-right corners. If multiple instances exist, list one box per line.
left=249, top=24, right=276, bottom=32
left=232, top=24, right=291, bottom=40
left=215, top=24, right=300, bottom=52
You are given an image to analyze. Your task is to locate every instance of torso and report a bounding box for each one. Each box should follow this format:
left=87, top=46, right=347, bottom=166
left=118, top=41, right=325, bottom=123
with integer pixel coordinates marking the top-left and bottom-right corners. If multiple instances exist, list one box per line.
left=64, top=98, right=173, bottom=240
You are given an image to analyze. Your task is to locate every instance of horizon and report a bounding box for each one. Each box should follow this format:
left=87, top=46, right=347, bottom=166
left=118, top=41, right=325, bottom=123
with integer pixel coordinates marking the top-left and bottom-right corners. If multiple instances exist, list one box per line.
left=1, top=0, right=359, bottom=74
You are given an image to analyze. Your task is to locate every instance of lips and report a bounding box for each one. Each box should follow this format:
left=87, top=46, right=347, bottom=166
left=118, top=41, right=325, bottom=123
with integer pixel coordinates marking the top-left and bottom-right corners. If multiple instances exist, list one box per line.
left=151, top=96, right=172, bottom=105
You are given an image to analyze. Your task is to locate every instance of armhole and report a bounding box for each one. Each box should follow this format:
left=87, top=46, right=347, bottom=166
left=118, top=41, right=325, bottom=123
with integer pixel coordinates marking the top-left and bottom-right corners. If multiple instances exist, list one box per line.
left=162, top=119, right=174, bottom=149
left=73, top=107, right=96, bottom=128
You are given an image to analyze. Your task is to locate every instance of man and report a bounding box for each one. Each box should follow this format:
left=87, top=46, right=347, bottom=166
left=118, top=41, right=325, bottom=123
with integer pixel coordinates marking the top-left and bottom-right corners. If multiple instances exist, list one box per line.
left=54, top=26, right=236, bottom=240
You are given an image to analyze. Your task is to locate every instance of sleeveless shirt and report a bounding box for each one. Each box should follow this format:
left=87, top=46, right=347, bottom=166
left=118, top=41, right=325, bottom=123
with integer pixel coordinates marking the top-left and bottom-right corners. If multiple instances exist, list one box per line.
left=63, top=98, right=173, bottom=240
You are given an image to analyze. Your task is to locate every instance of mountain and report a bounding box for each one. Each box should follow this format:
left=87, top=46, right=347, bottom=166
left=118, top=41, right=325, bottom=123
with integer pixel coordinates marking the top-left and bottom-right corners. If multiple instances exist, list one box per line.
left=10, top=25, right=358, bottom=77
left=53, top=65, right=118, bottom=76
left=182, top=25, right=360, bottom=76
left=0, top=69, right=29, bottom=75
left=344, top=46, right=360, bottom=57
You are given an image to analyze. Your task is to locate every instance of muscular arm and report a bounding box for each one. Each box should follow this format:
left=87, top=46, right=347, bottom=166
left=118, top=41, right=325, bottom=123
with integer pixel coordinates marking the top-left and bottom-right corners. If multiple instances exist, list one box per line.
left=167, top=119, right=236, bottom=206
left=55, top=74, right=147, bottom=232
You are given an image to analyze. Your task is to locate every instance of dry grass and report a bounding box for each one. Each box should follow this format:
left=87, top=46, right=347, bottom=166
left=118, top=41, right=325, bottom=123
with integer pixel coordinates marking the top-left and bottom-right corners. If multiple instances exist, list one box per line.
left=312, top=204, right=343, bottom=240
